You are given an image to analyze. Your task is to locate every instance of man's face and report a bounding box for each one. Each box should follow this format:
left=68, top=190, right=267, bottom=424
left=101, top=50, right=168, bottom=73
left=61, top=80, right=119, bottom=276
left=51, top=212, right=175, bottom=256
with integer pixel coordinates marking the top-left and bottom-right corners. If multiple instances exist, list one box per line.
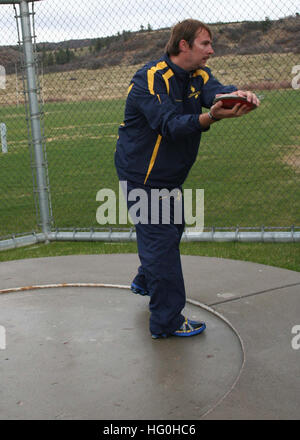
left=188, top=28, right=214, bottom=69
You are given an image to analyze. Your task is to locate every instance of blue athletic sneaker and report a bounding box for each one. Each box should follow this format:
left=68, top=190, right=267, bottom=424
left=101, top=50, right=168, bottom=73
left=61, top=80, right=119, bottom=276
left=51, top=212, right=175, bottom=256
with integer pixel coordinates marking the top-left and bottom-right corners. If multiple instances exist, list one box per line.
left=131, top=282, right=150, bottom=296
left=152, top=318, right=206, bottom=339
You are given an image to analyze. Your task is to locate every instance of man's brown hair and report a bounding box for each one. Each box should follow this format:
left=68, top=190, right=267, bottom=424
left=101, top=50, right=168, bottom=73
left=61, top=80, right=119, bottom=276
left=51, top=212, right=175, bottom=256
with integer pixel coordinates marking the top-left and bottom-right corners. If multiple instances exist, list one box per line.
left=165, top=19, right=212, bottom=56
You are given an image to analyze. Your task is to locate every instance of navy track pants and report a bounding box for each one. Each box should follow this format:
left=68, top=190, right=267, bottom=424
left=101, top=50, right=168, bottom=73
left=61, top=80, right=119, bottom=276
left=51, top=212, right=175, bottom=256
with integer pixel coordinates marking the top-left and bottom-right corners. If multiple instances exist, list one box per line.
left=125, top=180, right=186, bottom=335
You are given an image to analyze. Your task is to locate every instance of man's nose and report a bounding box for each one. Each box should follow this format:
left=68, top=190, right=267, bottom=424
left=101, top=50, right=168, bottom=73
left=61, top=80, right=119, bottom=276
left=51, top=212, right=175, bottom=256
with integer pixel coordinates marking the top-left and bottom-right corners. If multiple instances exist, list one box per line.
left=208, top=44, right=214, bottom=54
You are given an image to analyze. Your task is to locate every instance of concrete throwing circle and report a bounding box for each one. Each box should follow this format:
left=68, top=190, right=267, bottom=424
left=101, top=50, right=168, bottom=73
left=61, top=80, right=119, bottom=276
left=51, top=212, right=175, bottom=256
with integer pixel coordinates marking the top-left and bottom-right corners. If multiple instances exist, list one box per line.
left=0, top=284, right=244, bottom=420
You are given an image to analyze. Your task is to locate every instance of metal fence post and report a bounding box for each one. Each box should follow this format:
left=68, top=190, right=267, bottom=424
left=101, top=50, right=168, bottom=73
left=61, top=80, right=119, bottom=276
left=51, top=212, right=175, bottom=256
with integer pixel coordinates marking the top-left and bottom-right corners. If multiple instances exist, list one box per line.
left=19, top=0, right=51, bottom=236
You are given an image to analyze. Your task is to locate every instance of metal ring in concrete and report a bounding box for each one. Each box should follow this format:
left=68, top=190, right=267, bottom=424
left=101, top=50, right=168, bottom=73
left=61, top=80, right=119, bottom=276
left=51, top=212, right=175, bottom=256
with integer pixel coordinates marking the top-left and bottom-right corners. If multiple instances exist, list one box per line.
left=0, top=283, right=244, bottom=420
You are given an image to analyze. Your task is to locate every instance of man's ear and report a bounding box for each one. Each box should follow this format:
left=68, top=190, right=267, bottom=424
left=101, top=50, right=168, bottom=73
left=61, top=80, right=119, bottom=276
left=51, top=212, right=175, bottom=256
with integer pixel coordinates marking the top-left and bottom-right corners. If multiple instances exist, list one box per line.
left=178, top=39, right=190, bottom=53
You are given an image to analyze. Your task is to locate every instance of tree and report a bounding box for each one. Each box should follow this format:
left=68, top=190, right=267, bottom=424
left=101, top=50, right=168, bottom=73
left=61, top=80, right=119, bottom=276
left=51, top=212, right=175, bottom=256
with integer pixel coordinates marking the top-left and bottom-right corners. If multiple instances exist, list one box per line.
left=262, top=16, right=272, bottom=32
left=47, top=52, right=54, bottom=66
left=65, top=48, right=75, bottom=63
left=94, top=38, right=103, bottom=52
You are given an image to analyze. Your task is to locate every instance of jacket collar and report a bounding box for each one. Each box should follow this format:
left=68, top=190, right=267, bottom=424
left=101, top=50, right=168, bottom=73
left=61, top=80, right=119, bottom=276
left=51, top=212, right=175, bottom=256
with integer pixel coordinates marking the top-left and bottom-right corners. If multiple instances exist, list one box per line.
left=162, top=53, right=191, bottom=78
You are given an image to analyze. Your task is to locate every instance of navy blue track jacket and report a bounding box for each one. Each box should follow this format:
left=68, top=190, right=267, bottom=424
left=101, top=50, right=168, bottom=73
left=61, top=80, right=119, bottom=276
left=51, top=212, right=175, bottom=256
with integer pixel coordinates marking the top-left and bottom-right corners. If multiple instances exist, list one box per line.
left=115, top=54, right=237, bottom=188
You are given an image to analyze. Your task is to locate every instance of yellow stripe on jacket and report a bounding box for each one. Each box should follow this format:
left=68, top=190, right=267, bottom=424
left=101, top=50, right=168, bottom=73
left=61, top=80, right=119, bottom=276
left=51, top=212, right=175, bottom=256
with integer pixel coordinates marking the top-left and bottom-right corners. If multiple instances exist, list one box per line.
left=193, top=69, right=209, bottom=84
left=144, top=134, right=162, bottom=184
left=147, top=61, right=168, bottom=95
left=162, top=69, right=174, bottom=95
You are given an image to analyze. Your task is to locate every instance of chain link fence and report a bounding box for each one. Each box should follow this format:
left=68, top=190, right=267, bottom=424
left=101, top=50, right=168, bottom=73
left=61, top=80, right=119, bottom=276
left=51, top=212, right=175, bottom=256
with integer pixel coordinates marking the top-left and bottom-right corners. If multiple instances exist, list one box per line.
left=0, top=0, right=299, bottom=245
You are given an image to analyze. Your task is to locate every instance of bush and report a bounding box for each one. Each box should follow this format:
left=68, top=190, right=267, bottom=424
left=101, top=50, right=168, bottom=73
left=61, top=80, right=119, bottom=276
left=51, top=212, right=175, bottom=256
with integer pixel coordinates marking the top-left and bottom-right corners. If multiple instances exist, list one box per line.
left=225, top=27, right=241, bottom=42
left=213, top=43, right=232, bottom=56
left=89, top=59, right=106, bottom=70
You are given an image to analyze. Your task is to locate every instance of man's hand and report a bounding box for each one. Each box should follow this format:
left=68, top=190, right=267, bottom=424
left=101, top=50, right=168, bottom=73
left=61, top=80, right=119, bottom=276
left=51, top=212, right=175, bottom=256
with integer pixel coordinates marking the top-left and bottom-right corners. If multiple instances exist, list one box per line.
left=210, top=90, right=260, bottom=120
left=230, top=90, right=260, bottom=107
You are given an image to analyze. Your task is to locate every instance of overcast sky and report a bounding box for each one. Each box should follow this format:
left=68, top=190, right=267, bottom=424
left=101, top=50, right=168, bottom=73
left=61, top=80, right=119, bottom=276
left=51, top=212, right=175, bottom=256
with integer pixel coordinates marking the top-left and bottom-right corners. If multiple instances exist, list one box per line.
left=0, top=0, right=299, bottom=45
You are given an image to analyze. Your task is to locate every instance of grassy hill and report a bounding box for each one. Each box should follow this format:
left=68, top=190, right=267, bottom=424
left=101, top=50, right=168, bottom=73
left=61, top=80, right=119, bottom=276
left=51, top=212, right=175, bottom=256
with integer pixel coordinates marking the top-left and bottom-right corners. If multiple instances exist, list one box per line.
left=1, top=15, right=299, bottom=75
left=1, top=15, right=299, bottom=106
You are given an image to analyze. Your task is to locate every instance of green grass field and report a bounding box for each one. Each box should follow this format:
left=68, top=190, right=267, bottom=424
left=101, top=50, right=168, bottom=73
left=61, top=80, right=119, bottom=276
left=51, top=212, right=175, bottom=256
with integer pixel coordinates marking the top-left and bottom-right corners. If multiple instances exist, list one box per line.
left=0, top=88, right=299, bottom=238
left=0, top=241, right=299, bottom=272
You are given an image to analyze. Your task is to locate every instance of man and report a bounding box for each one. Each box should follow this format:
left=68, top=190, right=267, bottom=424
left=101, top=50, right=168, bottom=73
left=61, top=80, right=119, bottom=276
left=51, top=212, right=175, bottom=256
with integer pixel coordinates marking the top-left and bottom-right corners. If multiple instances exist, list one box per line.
left=114, top=19, right=259, bottom=339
